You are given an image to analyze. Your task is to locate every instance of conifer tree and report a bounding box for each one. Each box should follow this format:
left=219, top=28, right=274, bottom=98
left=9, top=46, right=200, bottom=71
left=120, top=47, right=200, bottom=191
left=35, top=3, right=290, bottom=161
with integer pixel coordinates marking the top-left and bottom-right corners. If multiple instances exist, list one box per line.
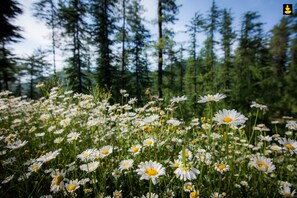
left=90, top=0, right=117, bottom=91
left=58, top=0, right=89, bottom=93
left=185, top=12, right=204, bottom=110
left=234, top=11, right=267, bottom=111
left=284, top=6, right=297, bottom=113
left=203, top=0, right=220, bottom=92
left=157, top=0, right=179, bottom=98
left=218, top=8, right=236, bottom=93
left=0, top=0, right=23, bottom=91
left=127, top=0, right=151, bottom=102
left=33, top=0, right=59, bottom=74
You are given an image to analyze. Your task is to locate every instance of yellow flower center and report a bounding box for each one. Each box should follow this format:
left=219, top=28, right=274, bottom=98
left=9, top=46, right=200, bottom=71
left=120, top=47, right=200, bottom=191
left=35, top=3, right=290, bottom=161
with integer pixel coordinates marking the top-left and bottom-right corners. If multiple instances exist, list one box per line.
left=54, top=175, right=64, bottom=185
left=190, top=191, right=198, bottom=198
left=32, top=165, right=39, bottom=171
left=272, top=146, right=279, bottom=151
left=115, top=191, right=121, bottom=196
left=185, top=153, right=189, bottom=158
left=82, top=153, right=90, bottom=157
left=114, top=170, right=121, bottom=175
left=132, top=147, right=139, bottom=153
left=102, top=149, right=109, bottom=155
left=186, top=185, right=192, bottom=190
left=146, top=140, right=153, bottom=145
left=123, top=163, right=129, bottom=168
left=173, top=162, right=179, bottom=167
left=285, top=143, right=294, bottom=150
left=223, top=117, right=232, bottom=123
left=68, top=184, right=77, bottom=191
left=145, top=168, right=158, bottom=176
left=199, top=155, right=205, bottom=160
left=257, top=162, right=268, bottom=171
left=284, top=192, right=292, bottom=197
left=217, top=164, right=226, bottom=170
left=143, top=126, right=151, bottom=132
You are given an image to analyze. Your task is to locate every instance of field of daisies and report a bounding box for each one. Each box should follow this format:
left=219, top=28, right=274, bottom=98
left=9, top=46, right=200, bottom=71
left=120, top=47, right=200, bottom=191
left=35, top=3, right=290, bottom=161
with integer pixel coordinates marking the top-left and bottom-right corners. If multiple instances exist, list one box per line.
left=0, top=87, right=296, bottom=198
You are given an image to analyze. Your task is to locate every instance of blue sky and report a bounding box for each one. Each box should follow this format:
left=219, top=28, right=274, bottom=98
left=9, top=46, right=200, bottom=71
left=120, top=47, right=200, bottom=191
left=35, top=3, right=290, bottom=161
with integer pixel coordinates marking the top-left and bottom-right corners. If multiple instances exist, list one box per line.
left=12, top=0, right=293, bottom=71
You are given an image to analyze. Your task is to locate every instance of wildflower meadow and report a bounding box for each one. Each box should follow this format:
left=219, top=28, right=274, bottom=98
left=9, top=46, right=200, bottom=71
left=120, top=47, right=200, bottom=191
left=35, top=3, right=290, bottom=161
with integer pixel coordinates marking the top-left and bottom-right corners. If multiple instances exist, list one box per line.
left=0, top=87, right=296, bottom=198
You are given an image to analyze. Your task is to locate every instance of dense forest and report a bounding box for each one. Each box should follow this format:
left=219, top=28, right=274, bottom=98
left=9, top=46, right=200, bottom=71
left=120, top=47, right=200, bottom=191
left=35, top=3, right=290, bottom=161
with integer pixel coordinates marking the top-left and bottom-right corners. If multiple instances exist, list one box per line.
left=1, top=0, right=297, bottom=117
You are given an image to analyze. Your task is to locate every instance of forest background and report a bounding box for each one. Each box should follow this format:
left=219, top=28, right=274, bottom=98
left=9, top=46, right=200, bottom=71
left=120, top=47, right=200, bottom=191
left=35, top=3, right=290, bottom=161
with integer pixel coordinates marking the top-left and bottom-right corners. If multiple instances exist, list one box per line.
left=1, top=0, right=297, bottom=120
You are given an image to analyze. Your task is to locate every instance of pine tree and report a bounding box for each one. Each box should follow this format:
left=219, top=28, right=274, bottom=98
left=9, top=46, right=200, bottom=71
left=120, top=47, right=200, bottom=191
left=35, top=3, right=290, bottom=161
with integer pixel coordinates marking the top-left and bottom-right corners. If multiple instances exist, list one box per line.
left=127, top=0, right=151, bottom=102
left=267, top=17, right=290, bottom=113
left=157, top=0, right=179, bottom=98
left=284, top=6, right=297, bottom=113
left=33, top=0, right=59, bottom=74
left=234, top=11, right=267, bottom=111
left=90, top=0, right=117, bottom=91
left=58, top=0, right=89, bottom=93
left=203, top=0, right=220, bottom=92
left=0, top=0, right=23, bottom=91
left=185, top=12, right=204, bottom=110
left=218, top=8, right=236, bottom=93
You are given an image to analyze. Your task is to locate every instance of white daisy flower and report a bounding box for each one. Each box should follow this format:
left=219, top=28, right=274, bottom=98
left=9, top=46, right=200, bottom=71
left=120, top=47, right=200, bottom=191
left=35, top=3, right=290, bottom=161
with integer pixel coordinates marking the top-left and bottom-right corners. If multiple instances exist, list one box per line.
left=77, top=149, right=96, bottom=162
left=165, top=189, right=175, bottom=198
left=99, top=145, right=113, bottom=158
left=80, top=161, right=99, bottom=173
left=119, top=159, right=134, bottom=171
left=250, top=101, right=268, bottom=111
left=37, top=149, right=61, bottom=163
left=60, top=117, right=71, bottom=127
left=136, top=160, right=166, bottom=184
left=178, top=149, right=193, bottom=161
left=197, top=93, right=226, bottom=103
left=174, top=164, right=200, bottom=181
left=142, top=192, right=158, bottom=198
left=6, top=140, right=28, bottom=150
left=169, top=159, right=182, bottom=168
left=278, top=138, right=297, bottom=154
left=170, top=95, right=187, bottom=104
left=183, top=182, right=195, bottom=192
left=280, top=186, right=296, bottom=197
left=112, top=169, right=122, bottom=179
left=250, top=156, right=276, bottom=173
left=28, top=162, right=43, bottom=172
left=54, top=137, right=64, bottom=144
left=166, top=119, right=182, bottom=127
left=113, top=190, right=122, bottom=198
left=213, top=109, right=247, bottom=126
left=143, top=138, right=155, bottom=147
left=210, top=192, right=222, bottom=198
left=129, top=145, right=142, bottom=155
left=214, top=162, right=230, bottom=174
left=67, top=132, right=80, bottom=142
left=286, top=121, right=297, bottom=130
left=270, top=144, right=282, bottom=153
left=50, top=169, right=66, bottom=193
left=65, top=179, right=80, bottom=193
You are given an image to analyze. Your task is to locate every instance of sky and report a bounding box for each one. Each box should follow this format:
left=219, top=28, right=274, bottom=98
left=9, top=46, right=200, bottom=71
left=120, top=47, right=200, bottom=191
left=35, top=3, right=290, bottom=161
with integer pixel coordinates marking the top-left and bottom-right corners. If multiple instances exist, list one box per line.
left=11, top=0, right=293, bottom=71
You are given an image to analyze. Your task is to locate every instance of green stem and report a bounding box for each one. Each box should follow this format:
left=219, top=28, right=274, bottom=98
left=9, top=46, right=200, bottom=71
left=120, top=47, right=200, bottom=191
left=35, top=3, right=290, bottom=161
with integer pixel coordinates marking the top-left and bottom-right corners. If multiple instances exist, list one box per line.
left=248, top=109, right=259, bottom=144
left=149, top=179, right=152, bottom=198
